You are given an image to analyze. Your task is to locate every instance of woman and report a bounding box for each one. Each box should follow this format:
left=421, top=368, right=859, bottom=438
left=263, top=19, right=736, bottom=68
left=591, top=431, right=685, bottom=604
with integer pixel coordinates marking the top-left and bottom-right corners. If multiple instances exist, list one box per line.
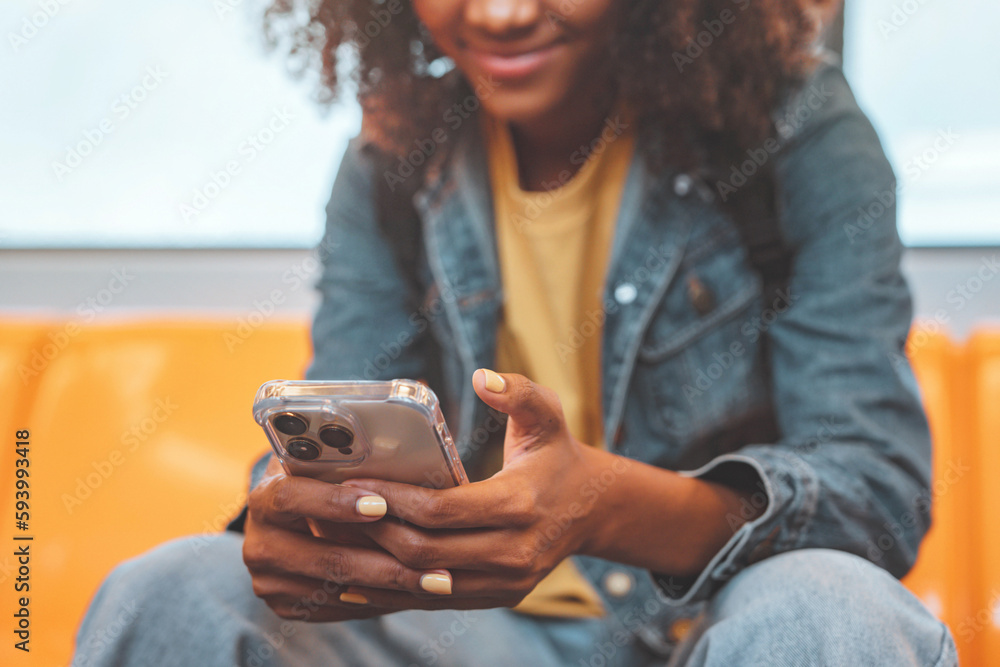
left=75, top=0, right=957, bottom=665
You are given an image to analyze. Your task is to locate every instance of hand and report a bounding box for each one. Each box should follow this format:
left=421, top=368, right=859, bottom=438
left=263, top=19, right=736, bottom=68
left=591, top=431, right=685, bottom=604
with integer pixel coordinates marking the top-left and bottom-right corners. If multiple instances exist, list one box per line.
left=242, top=455, right=457, bottom=621
left=336, top=369, right=763, bottom=611
left=243, top=369, right=758, bottom=618
left=335, top=369, right=616, bottom=610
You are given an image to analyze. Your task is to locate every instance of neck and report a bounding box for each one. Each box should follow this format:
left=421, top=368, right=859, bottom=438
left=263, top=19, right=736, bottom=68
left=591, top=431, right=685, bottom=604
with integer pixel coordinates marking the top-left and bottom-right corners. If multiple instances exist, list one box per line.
left=508, top=86, right=618, bottom=191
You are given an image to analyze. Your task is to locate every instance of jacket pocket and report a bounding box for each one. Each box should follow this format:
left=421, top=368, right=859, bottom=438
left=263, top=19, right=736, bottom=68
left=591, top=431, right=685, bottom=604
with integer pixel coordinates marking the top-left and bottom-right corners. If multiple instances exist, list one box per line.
left=638, top=236, right=761, bottom=363
left=633, top=238, right=769, bottom=450
left=637, top=281, right=759, bottom=363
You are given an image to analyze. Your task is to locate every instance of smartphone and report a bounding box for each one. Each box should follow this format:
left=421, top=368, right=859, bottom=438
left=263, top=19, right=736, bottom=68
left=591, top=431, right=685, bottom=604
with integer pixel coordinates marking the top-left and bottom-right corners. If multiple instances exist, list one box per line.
left=254, top=379, right=468, bottom=540
left=253, top=378, right=468, bottom=490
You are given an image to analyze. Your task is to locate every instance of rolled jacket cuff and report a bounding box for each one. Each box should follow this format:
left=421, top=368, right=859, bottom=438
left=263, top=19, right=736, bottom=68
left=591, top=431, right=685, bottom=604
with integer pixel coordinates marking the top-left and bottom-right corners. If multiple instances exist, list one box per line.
left=649, top=448, right=819, bottom=605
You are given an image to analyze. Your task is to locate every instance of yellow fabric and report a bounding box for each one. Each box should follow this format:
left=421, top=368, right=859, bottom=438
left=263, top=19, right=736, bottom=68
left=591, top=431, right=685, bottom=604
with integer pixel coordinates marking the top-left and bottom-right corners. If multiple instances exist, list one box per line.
left=483, top=111, right=635, bottom=617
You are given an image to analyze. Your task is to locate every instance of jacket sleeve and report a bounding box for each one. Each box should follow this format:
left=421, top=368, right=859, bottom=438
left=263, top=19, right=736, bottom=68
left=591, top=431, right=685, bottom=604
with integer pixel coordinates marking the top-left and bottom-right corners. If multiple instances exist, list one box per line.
left=226, top=137, right=434, bottom=533
left=654, top=64, right=933, bottom=604
left=306, top=138, right=434, bottom=383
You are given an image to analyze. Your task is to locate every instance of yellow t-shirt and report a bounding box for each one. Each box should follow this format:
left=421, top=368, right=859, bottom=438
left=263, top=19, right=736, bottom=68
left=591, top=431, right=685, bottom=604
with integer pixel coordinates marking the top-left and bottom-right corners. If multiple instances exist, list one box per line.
left=482, top=110, right=635, bottom=617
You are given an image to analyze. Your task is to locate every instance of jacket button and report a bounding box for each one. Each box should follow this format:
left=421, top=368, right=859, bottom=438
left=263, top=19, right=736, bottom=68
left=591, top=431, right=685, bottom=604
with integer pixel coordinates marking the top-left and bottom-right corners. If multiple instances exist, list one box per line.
left=614, top=283, right=637, bottom=305
left=603, top=570, right=633, bottom=598
left=673, top=174, right=693, bottom=197
left=687, top=275, right=716, bottom=315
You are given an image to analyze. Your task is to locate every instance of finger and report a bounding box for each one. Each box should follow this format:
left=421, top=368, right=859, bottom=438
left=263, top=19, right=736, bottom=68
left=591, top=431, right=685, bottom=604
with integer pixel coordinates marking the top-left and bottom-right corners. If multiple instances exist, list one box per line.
left=252, top=572, right=400, bottom=618
left=341, top=477, right=530, bottom=530
left=249, top=472, right=388, bottom=527
left=251, top=571, right=340, bottom=601
left=472, top=369, right=567, bottom=448
left=306, top=520, right=381, bottom=548
left=362, top=521, right=540, bottom=576
left=338, top=585, right=520, bottom=611
left=262, top=595, right=387, bottom=623
left=243, top=525, right=454, bottom=596
left=250, top=571, right=457, bottom=606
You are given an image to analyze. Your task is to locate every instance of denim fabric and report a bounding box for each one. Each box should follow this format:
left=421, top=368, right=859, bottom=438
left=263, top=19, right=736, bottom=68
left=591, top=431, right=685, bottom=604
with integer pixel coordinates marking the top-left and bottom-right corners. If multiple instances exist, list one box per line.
left=275, top=57, right=936, bottom=622
left=72, top=534, right=955, bottom=666
left=74, top=58, right=954, bottom=665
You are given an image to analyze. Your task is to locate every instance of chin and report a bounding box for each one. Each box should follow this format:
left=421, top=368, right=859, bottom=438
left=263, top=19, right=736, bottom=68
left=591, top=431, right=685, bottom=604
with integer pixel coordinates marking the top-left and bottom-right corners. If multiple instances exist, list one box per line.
left=479, top=89, right=563, bottom=126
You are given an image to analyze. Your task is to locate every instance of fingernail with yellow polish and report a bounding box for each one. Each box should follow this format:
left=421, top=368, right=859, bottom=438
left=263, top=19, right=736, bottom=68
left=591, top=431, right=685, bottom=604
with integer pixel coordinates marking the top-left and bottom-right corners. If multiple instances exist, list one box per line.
left=420, top=573, right=453, bottom=595
left=340, top=592, right=368, bottom=605
left=479, top=368, right=506, bottom=394
left=356, top=496, right=387, bottom=518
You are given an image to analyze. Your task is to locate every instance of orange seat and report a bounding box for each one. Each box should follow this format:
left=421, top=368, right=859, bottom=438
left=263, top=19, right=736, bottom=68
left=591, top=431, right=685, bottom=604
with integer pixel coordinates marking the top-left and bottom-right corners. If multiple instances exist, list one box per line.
left=0, top=321, right=58, bottom=451
left=902, top=326, right=978, bottom=665
left=966, top=331, right=1000, bottom=665
left=0, top=319, right=310, bottom=667
left=0, top=320, right=56, bottom=652
left=1, top=317, right=997, bottom=665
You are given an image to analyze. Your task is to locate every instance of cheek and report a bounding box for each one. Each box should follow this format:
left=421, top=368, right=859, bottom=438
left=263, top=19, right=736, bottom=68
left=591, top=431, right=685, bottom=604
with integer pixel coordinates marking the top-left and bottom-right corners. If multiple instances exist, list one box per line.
left=410, top=0, right=461, bottom=53
left=548, top=0, right=619, bottom=31
left=547, top=0, right=618, bottom=67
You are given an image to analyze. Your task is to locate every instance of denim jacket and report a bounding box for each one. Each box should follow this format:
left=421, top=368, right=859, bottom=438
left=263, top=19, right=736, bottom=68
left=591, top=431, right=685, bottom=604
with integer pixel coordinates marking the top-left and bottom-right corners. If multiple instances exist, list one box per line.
left=232, top=60, right=931, bottom=645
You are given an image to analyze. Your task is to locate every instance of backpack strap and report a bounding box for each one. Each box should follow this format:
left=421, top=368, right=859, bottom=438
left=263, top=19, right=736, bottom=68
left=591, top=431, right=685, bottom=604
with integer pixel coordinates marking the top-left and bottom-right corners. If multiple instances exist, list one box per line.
left=710, top=163, right=791, bottom=451
left=368, top=145, right=429, bottom=310
left=718, top=163, right=792, bottom=310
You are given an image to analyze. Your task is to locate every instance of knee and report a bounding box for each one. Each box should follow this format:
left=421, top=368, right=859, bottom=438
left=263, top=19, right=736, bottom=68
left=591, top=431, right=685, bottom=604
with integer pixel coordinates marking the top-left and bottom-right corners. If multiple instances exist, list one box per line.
left=733, top=548, right=894, bottom=603
left=696, top=549, right=956, bottom=665
left=76, top=533, right=248, bottom=659
left=717, top=548, right=917, bottom=626
left=99, top=532, right=245, bottom=602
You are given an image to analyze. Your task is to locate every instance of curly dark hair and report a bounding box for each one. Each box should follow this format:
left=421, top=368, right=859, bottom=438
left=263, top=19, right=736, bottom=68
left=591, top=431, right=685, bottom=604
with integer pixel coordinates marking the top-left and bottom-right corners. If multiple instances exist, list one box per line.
left=263, top=0, right=836, bottom=176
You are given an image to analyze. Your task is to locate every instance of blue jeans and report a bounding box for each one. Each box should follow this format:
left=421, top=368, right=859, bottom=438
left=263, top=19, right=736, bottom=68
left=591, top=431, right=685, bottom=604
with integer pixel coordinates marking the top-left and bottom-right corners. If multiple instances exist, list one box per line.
left=73, top=533, right=956, bottom=666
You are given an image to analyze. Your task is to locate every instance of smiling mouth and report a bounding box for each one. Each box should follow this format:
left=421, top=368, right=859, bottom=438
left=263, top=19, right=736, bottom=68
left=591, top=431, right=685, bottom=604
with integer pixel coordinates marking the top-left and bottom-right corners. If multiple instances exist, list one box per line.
left=466, top=44, right=560, bottom=81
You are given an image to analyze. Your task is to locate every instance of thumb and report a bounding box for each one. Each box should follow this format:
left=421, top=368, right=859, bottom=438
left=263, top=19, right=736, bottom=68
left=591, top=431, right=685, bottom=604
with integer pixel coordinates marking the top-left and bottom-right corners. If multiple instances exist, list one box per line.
left=472, top=369, right=567, bottom=449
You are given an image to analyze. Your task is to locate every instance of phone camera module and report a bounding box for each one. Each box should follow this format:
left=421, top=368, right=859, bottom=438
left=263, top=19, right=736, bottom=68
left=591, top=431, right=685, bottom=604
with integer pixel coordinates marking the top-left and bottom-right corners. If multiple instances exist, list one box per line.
left=286, top=438, right=321, bottom=461
left=273, top=412, right=308, bottom=436
left=319, top=424, right=354, bottom=451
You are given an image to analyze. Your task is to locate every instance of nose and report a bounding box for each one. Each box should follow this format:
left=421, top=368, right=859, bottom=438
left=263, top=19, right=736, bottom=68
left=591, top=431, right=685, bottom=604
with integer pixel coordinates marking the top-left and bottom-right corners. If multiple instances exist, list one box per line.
left=464, top=0, right=541, bottom=36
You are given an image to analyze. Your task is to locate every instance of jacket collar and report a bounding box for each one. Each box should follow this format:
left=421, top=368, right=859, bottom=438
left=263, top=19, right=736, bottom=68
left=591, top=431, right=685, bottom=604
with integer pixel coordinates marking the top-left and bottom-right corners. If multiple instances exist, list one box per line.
left=411, top=112, right=695, bottom=451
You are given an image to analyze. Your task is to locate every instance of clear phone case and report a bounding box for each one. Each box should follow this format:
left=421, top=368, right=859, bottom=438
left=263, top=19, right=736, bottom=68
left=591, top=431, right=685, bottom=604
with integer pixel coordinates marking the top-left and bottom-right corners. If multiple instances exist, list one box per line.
left=253, top=379, right=468, bottom=490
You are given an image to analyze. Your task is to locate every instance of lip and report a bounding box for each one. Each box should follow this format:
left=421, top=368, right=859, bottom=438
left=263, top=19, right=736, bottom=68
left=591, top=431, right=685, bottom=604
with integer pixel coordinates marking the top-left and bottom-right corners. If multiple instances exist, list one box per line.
left=465, top=43, right=560, bottom=81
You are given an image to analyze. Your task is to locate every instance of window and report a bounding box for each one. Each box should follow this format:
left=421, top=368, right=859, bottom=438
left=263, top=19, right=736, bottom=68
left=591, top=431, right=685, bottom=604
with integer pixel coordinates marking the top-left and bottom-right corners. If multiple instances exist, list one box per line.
left=2, top=0, right=993, bottom=247
left=1, top=0, right=360, bottom=248
left=844, top=0, right=1000, bottom=246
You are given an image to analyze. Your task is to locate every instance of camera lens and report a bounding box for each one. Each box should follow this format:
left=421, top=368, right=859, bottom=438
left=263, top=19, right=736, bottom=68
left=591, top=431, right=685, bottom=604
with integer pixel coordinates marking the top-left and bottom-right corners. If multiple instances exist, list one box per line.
left=286, top=439, right=320, bottom=461
left=319, top=424, right=354, bottom=450
left=273, top=412, right=307, bottom=436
